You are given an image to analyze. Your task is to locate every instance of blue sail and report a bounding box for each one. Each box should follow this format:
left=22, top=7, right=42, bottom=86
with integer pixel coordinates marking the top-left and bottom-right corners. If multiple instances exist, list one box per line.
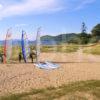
left=21, top=30, right=30, bottom=63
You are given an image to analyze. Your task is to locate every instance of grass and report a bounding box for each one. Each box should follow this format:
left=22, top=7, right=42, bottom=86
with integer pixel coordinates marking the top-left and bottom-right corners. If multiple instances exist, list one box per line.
left=11, top=46, right=21, bottom=60
left=0, top=80, right=100, bottom=100
left=0, top=44, right=79, bottom=63
left=0, top=46, right=3, bottom=53
left=83, top=45, right=100, bottom=55
left=41, top=45, right=79, bottom=53
left=1, top=44, right=79, bottom=61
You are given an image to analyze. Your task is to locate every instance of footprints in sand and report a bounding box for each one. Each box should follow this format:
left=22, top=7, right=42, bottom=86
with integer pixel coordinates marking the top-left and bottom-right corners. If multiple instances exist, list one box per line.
left=0, top=51, right=100, bottom=95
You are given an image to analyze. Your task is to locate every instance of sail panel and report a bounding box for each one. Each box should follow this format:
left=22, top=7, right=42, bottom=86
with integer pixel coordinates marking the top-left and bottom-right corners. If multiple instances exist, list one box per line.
left=21, top=30, right=30, bottom=63
left=4, top=29, right=12, bottom=63
left=36, top=27, right=41, bottom=63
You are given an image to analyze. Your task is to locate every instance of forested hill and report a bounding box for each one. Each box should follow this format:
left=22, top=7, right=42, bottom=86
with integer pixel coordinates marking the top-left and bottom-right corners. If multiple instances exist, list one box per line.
left=41, top=33, right=79, bottom=45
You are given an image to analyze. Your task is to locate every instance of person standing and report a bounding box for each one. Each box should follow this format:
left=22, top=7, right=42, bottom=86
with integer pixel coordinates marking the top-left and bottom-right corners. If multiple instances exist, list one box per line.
left=30, top=52, right=33, bottom=63
left=0, top=53, right=3, bottom=63
left=30, top=50, right=36, bottom=63
left=19, top=52, right=22, bottom=63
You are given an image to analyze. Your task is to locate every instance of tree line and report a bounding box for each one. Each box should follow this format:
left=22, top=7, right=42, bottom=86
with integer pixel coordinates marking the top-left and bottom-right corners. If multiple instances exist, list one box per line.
left=68, top=23, right=100, bottom=44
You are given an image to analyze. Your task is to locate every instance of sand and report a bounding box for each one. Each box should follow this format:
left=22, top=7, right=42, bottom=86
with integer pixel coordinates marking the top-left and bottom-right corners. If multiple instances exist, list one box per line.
left=0, top=52, right=100, bottom=96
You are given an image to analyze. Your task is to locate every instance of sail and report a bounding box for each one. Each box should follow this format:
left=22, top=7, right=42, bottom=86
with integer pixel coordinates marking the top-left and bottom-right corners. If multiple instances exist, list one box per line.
left=36, top=27, right=41, bottom=63
left=34, top=27, right=60, bottom=69
left=4, top=28, right=12, bottom=63
left=21, top=30, right=30, bottom=63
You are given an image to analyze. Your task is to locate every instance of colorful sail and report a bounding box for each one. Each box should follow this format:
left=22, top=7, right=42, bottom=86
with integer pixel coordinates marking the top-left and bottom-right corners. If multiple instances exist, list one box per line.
left=21, top=30, right=30, bottom=63
left=3, top=28, right=12, bottom=63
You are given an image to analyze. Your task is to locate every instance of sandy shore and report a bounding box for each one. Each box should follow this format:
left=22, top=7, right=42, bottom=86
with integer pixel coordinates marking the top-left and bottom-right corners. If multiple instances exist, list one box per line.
left=0, top=52, right=100, bottom=96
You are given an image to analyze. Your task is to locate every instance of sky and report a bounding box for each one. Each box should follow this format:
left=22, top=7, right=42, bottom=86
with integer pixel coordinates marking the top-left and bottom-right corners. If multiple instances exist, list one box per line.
left=0, top=0, right=100, bottom=40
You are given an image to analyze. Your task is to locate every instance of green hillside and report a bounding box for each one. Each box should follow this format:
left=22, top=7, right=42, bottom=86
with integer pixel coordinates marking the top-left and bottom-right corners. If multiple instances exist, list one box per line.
left=41, top=33, right=79, bottom=45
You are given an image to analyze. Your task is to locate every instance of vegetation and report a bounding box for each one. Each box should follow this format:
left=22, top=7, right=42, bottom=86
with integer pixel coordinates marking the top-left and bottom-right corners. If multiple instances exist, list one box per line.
left=41, top=45, right=79, bottom=53
left=0, top=44, right=79, bottom=62
left=41, top=33, right=78, bottom=45
left=0, top=46, right=3, bottom=54
left=0, top=23, right=100, bottom=60
left=83, top=44, right=100, bottom=55
left=0, top=80, right=100, bottom=100
left=78, top=33, right=91, bottom=44
left=91, top=24, right=100, bottom=36
left=90, top=24, right=100, bottom=43
left=0, top=23, right=99, bottom=46
left=11, top=46, right=22, bottom=60
left=78, top=22, right=89, bottom=44
left=41, top=23, right=100, bottom=44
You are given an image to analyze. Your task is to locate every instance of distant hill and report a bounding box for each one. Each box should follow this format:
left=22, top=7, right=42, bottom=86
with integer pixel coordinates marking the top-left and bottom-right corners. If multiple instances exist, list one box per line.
left=0, top=33, right=79, bottom=46
left=41, top=33, right=78, bottom=45
left=41, top=35, right=56, bottom=45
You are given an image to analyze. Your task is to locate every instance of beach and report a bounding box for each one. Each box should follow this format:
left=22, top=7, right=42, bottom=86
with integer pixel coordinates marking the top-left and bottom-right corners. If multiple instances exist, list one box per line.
left=0, top=52, right=100, bottom=96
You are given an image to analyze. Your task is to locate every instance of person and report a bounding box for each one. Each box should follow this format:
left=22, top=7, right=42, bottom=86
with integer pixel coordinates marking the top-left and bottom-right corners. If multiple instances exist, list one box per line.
left=0, top=53, right=3, bottom=63
left=30, top=50, right=36, bottom=63
left=1, top=54, right=3, bottom=63
left=19, top=52, right=22, bottom=63
left=30, top=52, right=33, bottom=63
left=0, top=53, right=4, bottom=63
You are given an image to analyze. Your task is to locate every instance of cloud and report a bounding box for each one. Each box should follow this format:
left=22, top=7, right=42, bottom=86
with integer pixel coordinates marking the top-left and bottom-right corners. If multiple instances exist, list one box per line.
left=0, top=0, right=62, bottom=19
left=0, top=0, right=96, bottom=19
left=74, top=0, right=96, bottom=10
left=0, top=4, right=2, bottom=8
left=15, top=24, right=27, bottom=28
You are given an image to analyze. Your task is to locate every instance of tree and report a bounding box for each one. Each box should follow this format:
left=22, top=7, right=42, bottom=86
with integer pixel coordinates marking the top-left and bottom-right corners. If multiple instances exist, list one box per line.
left=79, top=22, right=90, bottom=44
left=91, top=24, right=100, bottom=36
left=91, top=24, right=100, bottom=42
left=81, top=22, right=87, bottom=34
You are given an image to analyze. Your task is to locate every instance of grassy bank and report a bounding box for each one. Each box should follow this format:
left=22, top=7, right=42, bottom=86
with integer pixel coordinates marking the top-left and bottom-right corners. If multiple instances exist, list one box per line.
left=83, top=45, right=100, bottom=55
left=0, top=80, right=100, bottom=100
left=41, top=45, right=79, bottom=53
left=0, top=44, right=79, bottom=62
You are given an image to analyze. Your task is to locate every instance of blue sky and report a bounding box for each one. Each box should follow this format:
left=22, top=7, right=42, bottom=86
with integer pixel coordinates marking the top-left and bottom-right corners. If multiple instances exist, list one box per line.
left=0, top=0, right=100, bottom=40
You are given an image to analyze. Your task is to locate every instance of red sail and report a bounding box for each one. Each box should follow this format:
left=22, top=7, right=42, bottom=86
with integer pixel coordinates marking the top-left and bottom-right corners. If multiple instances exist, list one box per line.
left=3, top=29, right=12, bottom=64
